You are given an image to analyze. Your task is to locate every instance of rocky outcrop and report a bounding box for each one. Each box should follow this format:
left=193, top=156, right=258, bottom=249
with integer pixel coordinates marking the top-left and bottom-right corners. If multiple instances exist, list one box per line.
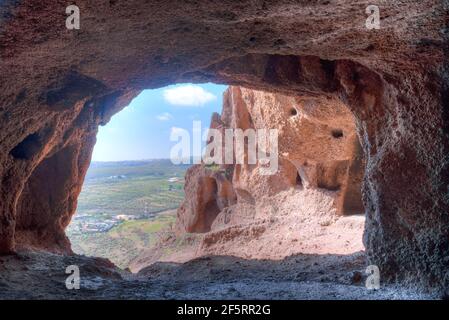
left=176, top=86, right=364, bottom=234
left=0, top=0, right=448, bottom=292
left=176, top=165, right=236, bottom=233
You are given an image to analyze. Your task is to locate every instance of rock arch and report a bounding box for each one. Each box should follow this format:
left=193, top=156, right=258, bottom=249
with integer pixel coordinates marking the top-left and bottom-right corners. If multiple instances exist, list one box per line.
left=0, top=0, right=447, bottom=291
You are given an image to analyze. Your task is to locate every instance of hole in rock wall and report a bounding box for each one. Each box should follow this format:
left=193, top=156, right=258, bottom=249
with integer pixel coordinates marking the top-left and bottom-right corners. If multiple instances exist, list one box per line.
left=172, top=87, right=366, bottom=272
left=290, top=108, right=298, bottom=116
left=201, top=178, right=221, bottom=232
left=331, top=129, right=344, bottom=139
left=296, top=172, right=303, bottom=187
left=55, top=83, right=365, bottom=272
left=0, top=0, right=444, bottom=298
left=10, top=133, right=43, bottom=160
left=65, top=83, right=226, bottom=268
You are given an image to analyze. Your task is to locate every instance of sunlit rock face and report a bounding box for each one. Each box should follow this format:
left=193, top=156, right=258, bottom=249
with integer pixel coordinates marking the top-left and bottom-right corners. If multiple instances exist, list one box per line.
left=176, top=86, right=364, bottom=233
left=0, top=0, right=448, bottom=292
left=226, top=86, right=364, bottom=217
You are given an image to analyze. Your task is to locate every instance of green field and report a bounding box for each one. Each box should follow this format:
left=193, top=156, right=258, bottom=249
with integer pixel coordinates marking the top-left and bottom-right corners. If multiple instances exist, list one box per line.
left=70, top=213, right=177, bottom=268
left=67, top=160, right=189, bottom=268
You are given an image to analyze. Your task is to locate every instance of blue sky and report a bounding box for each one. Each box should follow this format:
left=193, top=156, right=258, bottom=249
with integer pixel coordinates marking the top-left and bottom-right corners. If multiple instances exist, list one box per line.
left=91, top=83, right=227, bottom=161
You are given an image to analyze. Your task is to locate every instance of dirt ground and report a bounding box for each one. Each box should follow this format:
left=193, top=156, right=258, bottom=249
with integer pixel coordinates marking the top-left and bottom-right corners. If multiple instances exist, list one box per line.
left=0, top=250, right=435, bottom=300
left=130, top=190, right=368, bottom=272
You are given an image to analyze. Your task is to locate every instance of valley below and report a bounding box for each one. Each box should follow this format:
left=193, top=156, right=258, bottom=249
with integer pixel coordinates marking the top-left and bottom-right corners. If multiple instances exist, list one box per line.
left=0, top=250, right=434, bottom=300
left=67, top=160, right=188, bottom=268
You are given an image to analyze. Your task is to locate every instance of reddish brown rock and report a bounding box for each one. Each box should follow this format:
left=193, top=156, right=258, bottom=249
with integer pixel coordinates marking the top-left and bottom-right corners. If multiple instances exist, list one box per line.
left=176, top=165, right=236, bottom=233
left=229, top=86, right=363, bottom=211
left=0, top=0, right=447, bottom=292
left=176, top=86, right=364, bottom=230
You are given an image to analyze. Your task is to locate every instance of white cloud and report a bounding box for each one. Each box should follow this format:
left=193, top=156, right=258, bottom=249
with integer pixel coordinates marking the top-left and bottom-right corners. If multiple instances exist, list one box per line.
left=156, top=112, right=173, bottom=121
left=163, top=85, right=216, bottom=107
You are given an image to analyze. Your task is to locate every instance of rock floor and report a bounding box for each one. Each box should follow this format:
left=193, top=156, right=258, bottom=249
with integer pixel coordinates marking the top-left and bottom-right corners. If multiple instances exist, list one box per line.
left=0, top=250, right=436, bottom=300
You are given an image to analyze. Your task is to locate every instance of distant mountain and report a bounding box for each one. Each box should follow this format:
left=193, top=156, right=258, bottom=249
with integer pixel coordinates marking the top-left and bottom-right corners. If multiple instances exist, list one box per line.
left=86, top=159, right=191, bottom=180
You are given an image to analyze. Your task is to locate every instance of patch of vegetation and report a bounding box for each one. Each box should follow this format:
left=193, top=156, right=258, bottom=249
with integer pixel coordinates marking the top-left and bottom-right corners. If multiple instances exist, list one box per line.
left=67, top=160, right=189, bottom=268
left=75, top=160, right=188, bottom=217
left=70, top=212, right=176, bottom=269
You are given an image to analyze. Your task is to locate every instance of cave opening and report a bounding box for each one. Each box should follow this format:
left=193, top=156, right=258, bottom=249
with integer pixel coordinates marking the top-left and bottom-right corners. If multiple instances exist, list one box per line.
left=65, top=83, right=226, bottom=268
left=60, top=81, right=366, bottom=272
left=5, top=57, right=372, bottom=296
left=0, top=0, right=445, bottom=298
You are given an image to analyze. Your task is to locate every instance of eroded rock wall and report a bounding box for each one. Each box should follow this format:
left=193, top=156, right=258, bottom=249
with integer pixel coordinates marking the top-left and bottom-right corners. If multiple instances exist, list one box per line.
left=0, top=0, right=447, bottom=291
left=176, top=86, right=364, bottom=234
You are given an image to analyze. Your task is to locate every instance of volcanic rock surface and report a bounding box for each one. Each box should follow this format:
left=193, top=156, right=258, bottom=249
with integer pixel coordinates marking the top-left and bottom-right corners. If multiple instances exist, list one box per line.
left=0, top=250, right=435, bottom=300
left=175, top=86, right=364, bottom=234
left=158, top=86, right=366, bottom=269
left=0, top=0, right=448, bottom=294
